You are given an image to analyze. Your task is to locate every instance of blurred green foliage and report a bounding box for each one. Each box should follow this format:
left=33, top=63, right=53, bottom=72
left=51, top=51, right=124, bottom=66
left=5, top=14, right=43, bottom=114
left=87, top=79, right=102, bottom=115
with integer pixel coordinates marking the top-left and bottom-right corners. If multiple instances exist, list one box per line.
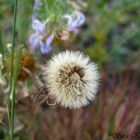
left=17, top=0, right=33, bottom=44
left=81, top=0, right=140, bottom=70
left=34, top=0, right=72, bottom=32
left=85, top=44, right=108, bottom=65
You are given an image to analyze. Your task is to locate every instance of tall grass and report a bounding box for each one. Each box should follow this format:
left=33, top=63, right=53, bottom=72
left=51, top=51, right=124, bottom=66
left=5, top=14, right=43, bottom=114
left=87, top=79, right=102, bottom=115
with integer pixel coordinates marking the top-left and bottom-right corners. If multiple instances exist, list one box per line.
left=9, top=45, right=23, bottom=140
left=8, top=0, right=23, bottom=139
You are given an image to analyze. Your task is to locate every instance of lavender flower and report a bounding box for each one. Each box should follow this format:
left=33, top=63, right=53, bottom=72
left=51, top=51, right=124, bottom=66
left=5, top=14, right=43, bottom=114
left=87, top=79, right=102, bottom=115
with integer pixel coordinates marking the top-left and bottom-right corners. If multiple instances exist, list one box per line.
left=64, top=11, right=85, bottom=33
left=32, top=0, right=39, bottom=20
left=33, top=0, right=39, bottom=9
left=29, top=19, right=54, bottom=54
left=32, top=19, right=45, bottom=34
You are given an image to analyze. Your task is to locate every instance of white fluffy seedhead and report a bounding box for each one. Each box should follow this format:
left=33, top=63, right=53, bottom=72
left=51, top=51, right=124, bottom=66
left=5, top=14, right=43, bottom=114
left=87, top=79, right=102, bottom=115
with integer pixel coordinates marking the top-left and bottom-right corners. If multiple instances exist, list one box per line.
left=42, top=51, right=100, bottom=109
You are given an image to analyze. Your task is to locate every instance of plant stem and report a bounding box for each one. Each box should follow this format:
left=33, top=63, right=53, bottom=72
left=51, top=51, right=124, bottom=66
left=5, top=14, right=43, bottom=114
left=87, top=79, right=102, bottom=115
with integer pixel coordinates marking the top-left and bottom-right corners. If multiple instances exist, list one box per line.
left=9, top=0, right=18, bottom=139
left=10, top=0, right=18, bottom=92
left=9, top=45, right=23, bottom=140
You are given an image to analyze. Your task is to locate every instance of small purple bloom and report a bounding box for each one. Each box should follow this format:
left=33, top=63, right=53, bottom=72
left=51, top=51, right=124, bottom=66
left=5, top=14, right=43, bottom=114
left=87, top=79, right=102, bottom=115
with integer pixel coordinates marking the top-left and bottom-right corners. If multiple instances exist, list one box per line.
left=29, top=33, right=41, bottom=51
left=75, top=11, right=85, bottom=27
left=45, top=34, right=54, bottom=47
left=32, top=0, right=39, bottom=20
left=32, top=19, right=45, bottom=35
left=33, top=0, right=39, bottom=9
left=29, top=19, right=54, bottom=54
left=40, top=41, right=52, bottom=54
left=40, top=34, right=54, bottom=54
left=64, top=11, right=85, bottom=33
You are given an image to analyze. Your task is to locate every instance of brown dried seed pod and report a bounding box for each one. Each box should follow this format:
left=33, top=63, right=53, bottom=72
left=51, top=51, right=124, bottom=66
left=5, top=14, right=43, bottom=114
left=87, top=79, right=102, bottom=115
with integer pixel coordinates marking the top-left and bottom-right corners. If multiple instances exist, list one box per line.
left=5, top=49, right=36, bottom=81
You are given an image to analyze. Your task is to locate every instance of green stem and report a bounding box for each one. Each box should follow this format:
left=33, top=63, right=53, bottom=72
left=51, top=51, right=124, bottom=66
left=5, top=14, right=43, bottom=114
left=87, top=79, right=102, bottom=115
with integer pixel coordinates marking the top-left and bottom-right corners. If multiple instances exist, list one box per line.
left=9, top=85, right=16, bottom=140
left=10, top=0, right=18, bottom=92
left=47, top=0, right=52, bottom=9
left=9, top=44, right=23, bottom=140
left=9, top=0, right=18, bottom=139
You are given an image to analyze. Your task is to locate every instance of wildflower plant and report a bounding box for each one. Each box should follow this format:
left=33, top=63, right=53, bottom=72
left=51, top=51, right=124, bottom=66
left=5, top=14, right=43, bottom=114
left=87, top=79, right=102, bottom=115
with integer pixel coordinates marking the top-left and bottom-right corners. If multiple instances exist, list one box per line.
left=29, top=0, right=86, bottom=54
left=0, top=0, right=100, bottom=139
left=33, top=0, right=71, bottom=27
left=0, top=0, right=140, bottom=140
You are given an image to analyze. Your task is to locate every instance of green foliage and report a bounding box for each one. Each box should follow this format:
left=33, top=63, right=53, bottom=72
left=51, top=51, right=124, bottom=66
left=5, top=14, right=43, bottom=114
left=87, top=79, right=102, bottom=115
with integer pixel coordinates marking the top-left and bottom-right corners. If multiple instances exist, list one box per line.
left=35, top=0, right=71, bottom=32
left=83, top=0, right=140, bottom=69
left=85, top=45, right=108, bottom=65
left=109, top=47, right=131, bottom=70
left=17, top=0, right=33, bottom=44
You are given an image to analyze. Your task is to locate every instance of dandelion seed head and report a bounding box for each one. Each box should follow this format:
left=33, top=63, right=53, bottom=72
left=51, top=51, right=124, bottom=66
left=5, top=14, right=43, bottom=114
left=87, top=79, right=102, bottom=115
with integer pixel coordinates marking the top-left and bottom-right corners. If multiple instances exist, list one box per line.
left=42, top=51, right=100, bottom=109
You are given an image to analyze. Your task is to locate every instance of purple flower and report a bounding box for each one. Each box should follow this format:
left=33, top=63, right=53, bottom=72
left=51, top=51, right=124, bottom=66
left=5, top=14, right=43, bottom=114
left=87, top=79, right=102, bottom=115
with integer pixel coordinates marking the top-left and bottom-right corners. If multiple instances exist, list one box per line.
left=32, top=0, right=39, bottom=20
left=40, top=34, right=54, bottom=54
left=29, top=19, right=54, bottom=54
left=33, top=0, right=39, bottom=9
left=63, top=11, right=85, bottom=33
left=32, top=19, right=45, bottom=34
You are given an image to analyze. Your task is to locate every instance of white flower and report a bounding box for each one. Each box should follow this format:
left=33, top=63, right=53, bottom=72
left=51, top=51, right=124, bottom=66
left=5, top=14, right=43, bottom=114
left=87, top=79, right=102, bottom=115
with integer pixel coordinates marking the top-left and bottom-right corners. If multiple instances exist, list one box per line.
left=42, top=51, right=100, bottom=109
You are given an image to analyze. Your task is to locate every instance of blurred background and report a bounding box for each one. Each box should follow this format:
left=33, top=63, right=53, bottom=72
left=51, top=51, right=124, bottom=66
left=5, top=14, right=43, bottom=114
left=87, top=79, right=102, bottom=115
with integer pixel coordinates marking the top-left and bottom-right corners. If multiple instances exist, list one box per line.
left=0, top=0, right=140, bottom=140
